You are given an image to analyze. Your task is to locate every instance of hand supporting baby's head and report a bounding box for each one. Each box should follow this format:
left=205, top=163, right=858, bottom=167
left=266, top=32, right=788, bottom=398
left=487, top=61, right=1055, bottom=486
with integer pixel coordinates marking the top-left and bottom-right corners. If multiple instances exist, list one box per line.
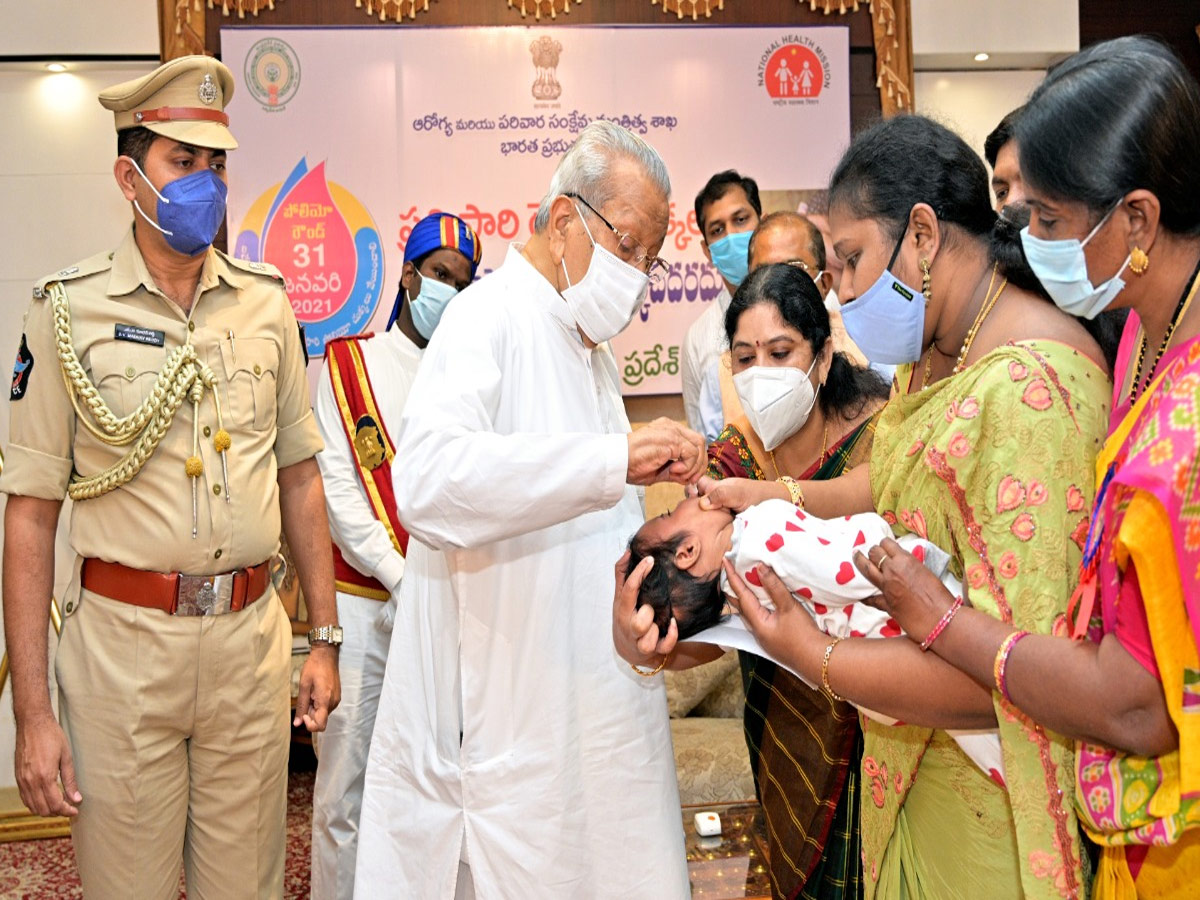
left=626, top=525, right=728, bottom=642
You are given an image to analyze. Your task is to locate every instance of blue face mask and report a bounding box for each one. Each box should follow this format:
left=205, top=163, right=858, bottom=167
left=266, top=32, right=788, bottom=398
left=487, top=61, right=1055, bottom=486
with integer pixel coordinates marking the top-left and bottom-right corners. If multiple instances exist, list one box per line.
left=1019, top=204, right=1129, bottom=319
left=129, top=158, right=228, bottom=257
left=707, top=229, right=753, bottom=288
left=839, top=223, right=928, bottom=365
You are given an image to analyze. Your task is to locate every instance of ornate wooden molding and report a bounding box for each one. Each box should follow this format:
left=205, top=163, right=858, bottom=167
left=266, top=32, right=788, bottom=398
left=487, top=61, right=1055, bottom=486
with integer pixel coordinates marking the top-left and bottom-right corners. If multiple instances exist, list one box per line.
left=652, top=0, right=725, bottom=19
left=507, top=0, right=581, bottom=19
left=355, top=0, right=436, bottom=20
left=802, top=0, right=913, bottom=114
left=160, top=0, right=295, bottom=61
left=160, top=0, right=207, bottom=61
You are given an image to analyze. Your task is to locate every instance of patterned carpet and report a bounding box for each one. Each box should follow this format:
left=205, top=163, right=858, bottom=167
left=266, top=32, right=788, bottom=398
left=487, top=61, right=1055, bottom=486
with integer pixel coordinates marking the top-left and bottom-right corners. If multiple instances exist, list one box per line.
left=0, top=770, right=315, bottom=899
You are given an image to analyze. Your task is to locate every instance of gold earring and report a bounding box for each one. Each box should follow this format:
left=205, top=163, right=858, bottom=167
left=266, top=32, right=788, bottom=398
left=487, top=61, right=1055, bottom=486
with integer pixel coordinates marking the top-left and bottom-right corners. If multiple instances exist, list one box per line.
left=1130, top=246, right=1149, bottom=275
left=920, top=258, right=932, bottom=300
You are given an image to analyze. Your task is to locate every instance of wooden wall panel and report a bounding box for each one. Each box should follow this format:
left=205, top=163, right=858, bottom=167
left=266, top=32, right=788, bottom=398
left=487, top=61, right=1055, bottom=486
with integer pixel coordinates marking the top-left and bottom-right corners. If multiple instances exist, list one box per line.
left=1079, top=0, right=1200, bottom=85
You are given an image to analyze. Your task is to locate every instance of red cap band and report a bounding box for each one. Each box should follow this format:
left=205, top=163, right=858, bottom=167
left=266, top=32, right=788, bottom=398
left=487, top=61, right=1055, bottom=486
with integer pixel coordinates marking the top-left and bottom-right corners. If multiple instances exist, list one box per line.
left=133, top=106, right=230, bottom=126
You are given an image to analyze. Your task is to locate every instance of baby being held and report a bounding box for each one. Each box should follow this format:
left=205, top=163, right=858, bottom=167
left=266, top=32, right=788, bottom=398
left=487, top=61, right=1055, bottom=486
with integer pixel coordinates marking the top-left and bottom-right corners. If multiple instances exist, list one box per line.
left=627, top=497, right=960, bottom=642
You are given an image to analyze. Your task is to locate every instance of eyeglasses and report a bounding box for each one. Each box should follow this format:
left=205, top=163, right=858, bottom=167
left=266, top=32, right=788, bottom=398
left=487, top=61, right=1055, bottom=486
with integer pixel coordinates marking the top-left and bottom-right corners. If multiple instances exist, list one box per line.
left=783, top=259, right=821, bottom=276
left=565, top=192, right=669, bottom=285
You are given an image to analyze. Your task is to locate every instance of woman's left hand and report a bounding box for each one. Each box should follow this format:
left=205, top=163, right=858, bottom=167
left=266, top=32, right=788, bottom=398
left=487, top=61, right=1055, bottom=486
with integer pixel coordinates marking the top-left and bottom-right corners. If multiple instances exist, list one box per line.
left=723, top=559, right=823, bottom=677
left=854, top=538, right=960, bottom=643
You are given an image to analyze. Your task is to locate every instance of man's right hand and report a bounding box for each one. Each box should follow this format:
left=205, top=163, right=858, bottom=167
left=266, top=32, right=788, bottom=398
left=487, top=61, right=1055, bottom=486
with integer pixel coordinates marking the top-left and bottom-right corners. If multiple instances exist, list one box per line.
left=626, top=418, right=705, bottom=487
left=15, top=711, right=81, bottom=817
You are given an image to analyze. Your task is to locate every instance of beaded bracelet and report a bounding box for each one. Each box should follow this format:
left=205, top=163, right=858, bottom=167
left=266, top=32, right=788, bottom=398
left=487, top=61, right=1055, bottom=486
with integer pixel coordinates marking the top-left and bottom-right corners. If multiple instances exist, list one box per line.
left=993, top=630, right=1030, bottom=702
left=919, top=595, right=964, bottom=651
left=821, top=637, right=845, bottom=702
left=630, top=654, right=671, bottom=677
left=777, top=476, right=806, bottom=508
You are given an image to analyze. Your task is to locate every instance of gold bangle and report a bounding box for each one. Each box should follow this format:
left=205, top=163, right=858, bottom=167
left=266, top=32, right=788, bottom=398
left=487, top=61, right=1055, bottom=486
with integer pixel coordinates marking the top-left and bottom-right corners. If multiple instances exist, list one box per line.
left=631, top=654, right=670, bottom=677
left=821, top=637, right=845, bottom=702
left=778, top=476, right=806, bottom=508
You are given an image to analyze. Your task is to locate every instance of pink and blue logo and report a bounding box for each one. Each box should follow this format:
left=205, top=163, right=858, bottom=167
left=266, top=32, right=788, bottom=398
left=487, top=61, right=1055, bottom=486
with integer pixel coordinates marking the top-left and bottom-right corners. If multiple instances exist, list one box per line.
left=234, top=158, right=384, bottom=359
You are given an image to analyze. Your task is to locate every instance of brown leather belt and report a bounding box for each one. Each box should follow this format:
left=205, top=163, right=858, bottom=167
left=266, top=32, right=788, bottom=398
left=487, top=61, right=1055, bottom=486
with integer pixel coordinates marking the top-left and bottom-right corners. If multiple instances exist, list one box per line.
left=81, top=558, right=271, bottom=617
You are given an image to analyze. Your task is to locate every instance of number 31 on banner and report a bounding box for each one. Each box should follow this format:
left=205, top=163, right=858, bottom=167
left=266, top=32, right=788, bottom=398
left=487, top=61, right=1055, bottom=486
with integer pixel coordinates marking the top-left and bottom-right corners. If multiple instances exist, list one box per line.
left=293, top=242, right=326, bottom=268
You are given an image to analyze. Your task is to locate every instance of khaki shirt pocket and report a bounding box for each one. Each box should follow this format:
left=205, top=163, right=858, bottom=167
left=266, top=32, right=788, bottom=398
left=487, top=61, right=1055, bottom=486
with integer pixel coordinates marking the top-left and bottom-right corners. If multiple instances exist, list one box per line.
left=87, top=341, right=167, bottom=419
left=220, top=337, right=279, bottom=431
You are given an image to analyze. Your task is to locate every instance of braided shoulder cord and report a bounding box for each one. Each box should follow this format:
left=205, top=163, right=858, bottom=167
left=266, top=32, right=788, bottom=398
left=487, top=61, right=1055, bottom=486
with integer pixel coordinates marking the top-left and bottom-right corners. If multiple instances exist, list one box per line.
left=48, top=282, right=220, bottom=501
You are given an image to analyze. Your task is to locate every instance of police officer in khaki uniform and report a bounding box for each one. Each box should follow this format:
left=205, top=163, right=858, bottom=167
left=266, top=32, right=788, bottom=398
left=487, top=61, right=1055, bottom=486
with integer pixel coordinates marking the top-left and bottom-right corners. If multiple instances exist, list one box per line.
left=1, top=56, right=341, bottom=899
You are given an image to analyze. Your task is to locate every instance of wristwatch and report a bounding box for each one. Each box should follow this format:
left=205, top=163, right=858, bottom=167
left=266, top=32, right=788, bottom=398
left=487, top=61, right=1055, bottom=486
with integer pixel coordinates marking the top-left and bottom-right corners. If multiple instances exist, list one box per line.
left=308, top=624, right=344, bottom=648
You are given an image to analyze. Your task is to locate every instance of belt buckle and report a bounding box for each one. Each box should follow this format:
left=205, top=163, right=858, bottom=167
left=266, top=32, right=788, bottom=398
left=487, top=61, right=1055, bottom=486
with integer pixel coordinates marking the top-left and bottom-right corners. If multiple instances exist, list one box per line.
left=175, top=573, right=235, bottom=616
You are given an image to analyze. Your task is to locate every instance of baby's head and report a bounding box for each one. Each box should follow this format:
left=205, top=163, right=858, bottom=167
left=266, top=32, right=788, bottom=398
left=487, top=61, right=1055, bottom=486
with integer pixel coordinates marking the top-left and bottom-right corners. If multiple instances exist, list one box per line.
left=626, top=497, right=735, bottom=641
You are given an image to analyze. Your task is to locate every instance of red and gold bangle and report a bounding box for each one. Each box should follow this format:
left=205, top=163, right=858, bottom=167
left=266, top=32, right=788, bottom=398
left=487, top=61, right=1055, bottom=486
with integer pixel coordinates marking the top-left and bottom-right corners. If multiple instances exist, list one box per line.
left=919, top=595, right=964, bottom=651
left=993, top=630, right=1030, bottom=702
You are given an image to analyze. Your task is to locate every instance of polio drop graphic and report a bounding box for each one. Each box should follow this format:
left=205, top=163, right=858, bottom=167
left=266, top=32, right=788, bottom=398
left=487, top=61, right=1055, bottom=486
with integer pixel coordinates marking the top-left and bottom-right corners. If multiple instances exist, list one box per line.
left=234, top=159, right=384, bottom=359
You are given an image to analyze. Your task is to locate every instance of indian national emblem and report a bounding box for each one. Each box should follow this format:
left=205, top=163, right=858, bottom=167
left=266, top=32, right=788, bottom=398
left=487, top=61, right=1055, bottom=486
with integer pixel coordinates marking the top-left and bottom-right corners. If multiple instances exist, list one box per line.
left=530, top=35, right=563, bottom=101
left=197, top=73, right=218, bottom=105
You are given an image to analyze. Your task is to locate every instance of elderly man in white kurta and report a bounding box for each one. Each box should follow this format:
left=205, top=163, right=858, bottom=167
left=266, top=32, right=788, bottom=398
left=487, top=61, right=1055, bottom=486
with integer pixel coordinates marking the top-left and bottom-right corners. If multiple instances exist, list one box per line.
left=354, top=121, right=705, bottom=899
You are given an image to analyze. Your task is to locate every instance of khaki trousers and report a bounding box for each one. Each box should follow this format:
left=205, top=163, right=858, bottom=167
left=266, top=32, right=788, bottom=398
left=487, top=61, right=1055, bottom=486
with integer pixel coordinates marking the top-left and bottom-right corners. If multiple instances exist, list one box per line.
left=56, top=583, right=291, bottom=900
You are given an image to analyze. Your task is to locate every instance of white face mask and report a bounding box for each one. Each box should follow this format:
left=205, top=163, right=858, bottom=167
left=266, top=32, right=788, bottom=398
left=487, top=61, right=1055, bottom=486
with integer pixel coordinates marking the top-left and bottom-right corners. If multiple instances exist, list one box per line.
left=561, top=201, right=650, bottom=344
left=1019, top=203, right=1129, bottom=319
left=732, top=357, right=821, bottom=451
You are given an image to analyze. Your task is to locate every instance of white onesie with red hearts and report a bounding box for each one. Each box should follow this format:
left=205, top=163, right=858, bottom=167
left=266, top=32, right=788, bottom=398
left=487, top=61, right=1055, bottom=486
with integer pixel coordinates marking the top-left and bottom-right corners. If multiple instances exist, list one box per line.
left=712, top=498, right=1004, bottom=783
left=722, top=498, right=962, bottom=636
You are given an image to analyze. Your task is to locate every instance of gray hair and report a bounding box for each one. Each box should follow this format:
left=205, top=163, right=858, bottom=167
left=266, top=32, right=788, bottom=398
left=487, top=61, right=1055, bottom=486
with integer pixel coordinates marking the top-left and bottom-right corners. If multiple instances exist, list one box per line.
left=533, top=120, right=671, bottom=232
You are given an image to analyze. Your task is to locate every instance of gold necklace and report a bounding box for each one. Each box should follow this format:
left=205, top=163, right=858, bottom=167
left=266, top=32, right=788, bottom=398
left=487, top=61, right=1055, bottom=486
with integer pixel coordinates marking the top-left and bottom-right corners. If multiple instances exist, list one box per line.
left=919, top=346, right=935, bottom=390
left=954, top=264, right=1007, bottom=373
left=769, top=423, right=828, bottom=479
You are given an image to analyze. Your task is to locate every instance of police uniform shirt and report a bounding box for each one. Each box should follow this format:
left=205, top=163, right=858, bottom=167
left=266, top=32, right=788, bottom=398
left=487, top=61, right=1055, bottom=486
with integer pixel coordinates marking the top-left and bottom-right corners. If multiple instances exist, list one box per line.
left=0, top=227, right=323, bottom=574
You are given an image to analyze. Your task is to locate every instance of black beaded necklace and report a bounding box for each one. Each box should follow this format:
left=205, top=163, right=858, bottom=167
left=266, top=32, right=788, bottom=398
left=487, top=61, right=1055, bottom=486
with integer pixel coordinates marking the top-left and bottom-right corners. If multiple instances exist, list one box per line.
left=1129, top=254, right=1200, bottom=401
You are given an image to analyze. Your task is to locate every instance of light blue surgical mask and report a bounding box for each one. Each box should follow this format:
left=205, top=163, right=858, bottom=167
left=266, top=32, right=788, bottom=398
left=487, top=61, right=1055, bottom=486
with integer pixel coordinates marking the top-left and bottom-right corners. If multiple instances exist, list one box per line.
left=407, top=275, right=459, bottom=340
left=839, top=224, right=928, bottom=365
left=1020, top=204, right=1129, bottom=319
left=708, top=230, right=753, bottom=288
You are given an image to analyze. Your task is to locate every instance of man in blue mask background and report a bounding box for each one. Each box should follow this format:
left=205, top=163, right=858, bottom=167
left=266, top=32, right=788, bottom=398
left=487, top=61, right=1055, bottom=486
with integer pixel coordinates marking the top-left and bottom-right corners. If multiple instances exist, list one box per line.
left=680, top=169, right=762, bottom=440
left=384, top=212, right=482, bottom=342
left=1, top=56, right=340, bottom=898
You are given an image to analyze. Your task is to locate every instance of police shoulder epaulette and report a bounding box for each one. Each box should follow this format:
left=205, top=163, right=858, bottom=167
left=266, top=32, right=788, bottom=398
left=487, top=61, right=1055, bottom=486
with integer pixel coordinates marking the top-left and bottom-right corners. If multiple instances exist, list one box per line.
left=222, top=252, right=285, bottom=282
left=32, top=251, right=114, bottom=299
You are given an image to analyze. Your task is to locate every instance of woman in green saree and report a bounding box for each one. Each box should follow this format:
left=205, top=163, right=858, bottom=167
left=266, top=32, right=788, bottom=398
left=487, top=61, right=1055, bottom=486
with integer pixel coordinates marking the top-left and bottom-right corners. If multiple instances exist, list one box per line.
left=700, top=115, right=1111, bottom=899
left=856, top=38, right=1200, bottom=898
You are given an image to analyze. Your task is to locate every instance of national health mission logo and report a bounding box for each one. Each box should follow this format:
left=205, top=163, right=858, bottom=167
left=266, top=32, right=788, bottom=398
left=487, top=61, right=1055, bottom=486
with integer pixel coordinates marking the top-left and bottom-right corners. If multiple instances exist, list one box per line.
left=233, top=159, right=384, bottom=359
left=245, top=38, right=300, bottom=111
left=759, top=35, right=830, bottom=102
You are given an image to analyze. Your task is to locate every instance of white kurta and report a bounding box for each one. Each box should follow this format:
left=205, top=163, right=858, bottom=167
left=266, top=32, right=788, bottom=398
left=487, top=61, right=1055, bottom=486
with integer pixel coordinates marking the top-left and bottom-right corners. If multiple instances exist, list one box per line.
left=312, top=329, right=422, bottom=900
left=355, top=245, right=689, bottom=899
left=680, top=285, right=732, bottom=439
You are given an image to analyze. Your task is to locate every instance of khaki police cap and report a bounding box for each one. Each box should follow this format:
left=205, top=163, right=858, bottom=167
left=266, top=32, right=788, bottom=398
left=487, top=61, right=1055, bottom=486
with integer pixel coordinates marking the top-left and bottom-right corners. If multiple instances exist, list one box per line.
left=99, top=55, right=237, bottom=150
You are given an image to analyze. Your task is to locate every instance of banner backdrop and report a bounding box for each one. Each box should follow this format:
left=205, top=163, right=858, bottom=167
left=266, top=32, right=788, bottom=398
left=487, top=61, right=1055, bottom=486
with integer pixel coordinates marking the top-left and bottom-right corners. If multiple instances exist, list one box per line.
left=222, top=26, right=850, bottom=394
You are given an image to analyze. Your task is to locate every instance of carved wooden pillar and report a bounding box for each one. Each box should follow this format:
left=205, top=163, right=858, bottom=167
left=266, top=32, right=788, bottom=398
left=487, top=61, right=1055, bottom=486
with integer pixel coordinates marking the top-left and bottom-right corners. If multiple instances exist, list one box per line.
left=159, top=0, right=207, bottom=61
